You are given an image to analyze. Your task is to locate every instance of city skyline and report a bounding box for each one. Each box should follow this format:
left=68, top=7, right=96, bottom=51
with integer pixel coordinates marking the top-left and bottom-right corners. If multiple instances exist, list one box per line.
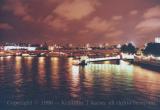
left=1, top=0, right=160, bottom=46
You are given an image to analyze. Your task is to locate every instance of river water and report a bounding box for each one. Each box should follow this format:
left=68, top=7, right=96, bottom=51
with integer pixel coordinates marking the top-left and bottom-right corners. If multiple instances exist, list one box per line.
left=0, top=56, right=160, bottom=110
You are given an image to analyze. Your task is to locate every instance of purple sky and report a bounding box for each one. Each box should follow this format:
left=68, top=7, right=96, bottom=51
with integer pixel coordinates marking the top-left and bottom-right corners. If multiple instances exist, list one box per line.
left=1, top=0, right=160, bottom=46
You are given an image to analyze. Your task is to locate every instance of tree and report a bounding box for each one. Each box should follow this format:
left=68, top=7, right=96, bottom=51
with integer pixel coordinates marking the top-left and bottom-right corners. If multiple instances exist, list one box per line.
left=143, top=43, right=160, bottom=56
left=121, top=43, right=136, bottom=54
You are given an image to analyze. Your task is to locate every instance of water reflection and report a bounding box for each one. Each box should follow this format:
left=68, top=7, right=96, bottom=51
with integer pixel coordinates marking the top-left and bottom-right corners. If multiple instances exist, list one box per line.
left=80, top=66, right=94, bottom=96
left=38, top=57, right=46, bottom=86
left=0, top=57, right=160, bottom=109
left=65, top=58, right=80, bottom=98
left=120, top=60, right=133, bottom=71
left=14, top=56, right=23, bottom=94
left=50, top=57, right=59, bottom=89
left=83, top=64, right=114, bottom=95
left=69, top=65, right=80, bottom=98
left=0, top=57, right=5, bottom=73
left=24, top=57, right=33, bottom=70
left=68, top=57, right=73, bottom=70
left=134, top=66, right=160, bottom=101
left=81, top=61, right=135, bottom=96
left=0, top=57, right=4, bottom=61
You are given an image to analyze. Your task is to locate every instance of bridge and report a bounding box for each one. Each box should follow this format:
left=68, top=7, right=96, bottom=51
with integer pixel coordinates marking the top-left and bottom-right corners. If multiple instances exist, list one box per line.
left=79, top=54, right=134, bottom=65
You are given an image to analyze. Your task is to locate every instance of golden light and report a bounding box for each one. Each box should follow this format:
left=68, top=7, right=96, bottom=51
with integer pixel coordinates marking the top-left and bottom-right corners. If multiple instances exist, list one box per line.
left=0, top=57, right=4, bottom=61
left=15, top=56, right=22, bottom=73
left=25, top=56, right=33, bottom=70
left=6, top=56, right=12, bottom=59
left=38, top=57, right=46, bottom=86
left=50, top=57, right=59, bottom=89
left=15, top=56, right=23, bottom=89
left=39, top=57, right=45, bottom=64
left=69, top=65, right=80, bottom=98
left=68, top=57, right=73, bottom=66
left=72, top=65, right=79, bottom=76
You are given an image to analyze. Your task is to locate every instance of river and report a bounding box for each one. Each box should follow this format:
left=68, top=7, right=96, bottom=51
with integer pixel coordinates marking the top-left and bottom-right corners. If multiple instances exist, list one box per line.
left=0, top=56, right=160, bottom=110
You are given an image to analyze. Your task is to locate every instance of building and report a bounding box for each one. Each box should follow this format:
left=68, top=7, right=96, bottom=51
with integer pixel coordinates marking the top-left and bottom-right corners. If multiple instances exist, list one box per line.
left=155, top=37, right=160, bottom=43
left=3, top=43, right=37, bottom=51
left=4, top=46, right=37, bottom=51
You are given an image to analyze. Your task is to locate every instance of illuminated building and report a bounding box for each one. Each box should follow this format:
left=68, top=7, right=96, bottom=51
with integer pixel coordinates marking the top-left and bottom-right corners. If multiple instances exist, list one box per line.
left=99, top=44, right=103, bottom=48
left=4, top=46, right=37, bottom=51
left=155, top=37, right=160, bottom=43
left=3, top=43, right=37, bottom=51
left=48, top=46, right=54, bottom=51
left=86, top=43, right=90, bottom=48
left=117, top=44, right=121, bottom=49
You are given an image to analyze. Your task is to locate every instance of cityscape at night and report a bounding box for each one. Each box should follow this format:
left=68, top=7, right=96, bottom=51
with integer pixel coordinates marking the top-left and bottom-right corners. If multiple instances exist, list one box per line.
left=1, top=0, right=160, bottom=110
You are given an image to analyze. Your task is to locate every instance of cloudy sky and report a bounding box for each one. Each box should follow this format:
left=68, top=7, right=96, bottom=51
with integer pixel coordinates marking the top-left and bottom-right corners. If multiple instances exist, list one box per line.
left=0, top=0, right=160, bottom=46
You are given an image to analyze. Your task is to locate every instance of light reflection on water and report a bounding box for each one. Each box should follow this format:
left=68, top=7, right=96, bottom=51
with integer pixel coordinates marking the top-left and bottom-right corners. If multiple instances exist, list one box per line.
left=50, top=57, right=59, bottom=89
left=15, top=57, right=23, bottom=90
left=133, top=67, right=160, bottom=101
left=24, top=56, right=33, bottom=70
left=0, top=57, right=160, bottom=109
left=38, top=57, right=46, bottom=86
left=69, top=65, right=80, bottom=98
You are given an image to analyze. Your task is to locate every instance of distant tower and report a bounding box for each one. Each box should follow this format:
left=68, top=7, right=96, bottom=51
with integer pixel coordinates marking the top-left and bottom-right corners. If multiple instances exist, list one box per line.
left=155, top=37, right=160, bottom=43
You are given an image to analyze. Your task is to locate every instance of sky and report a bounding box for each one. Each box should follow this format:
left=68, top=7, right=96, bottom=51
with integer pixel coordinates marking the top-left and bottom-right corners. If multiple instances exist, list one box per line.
left=1, top=0, right=160, bottom=46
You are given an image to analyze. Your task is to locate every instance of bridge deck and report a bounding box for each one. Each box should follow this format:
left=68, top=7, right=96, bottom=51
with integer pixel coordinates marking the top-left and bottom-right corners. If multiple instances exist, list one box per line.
left=80, top=54, right=134, bottom=63
left=86, top=56, right=121, bottom=62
